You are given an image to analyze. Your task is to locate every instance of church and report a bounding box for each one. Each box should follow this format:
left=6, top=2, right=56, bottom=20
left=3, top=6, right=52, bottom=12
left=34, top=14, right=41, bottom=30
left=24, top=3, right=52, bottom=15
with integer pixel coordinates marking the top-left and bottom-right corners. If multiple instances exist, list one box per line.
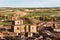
left=11, top=11, right=38, bottom=37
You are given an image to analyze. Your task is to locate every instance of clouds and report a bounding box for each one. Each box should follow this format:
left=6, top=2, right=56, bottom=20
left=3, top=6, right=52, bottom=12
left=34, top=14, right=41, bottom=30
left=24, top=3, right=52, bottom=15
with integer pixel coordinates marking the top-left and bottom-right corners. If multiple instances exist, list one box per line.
left=0, top=0, right=60, bottom=7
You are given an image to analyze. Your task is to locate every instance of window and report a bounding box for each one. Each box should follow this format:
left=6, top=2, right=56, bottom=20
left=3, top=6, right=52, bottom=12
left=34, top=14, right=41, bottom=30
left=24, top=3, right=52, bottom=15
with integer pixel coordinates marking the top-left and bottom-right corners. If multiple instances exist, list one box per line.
left=17, top=27, right=19, bottom=30
left=18, top=22, right=19, bottom=24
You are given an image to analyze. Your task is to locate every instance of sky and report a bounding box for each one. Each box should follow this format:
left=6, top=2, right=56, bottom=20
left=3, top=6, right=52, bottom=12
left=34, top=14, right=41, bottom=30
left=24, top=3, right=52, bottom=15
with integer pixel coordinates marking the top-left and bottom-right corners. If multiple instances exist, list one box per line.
left=0, top=0, right=60, bottom=8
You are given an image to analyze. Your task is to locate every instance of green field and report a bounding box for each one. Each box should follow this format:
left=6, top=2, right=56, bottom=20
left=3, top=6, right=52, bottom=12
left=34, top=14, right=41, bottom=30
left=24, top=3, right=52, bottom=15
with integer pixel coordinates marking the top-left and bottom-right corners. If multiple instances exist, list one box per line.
left=0, top=8, right=60, bottom=25
left=0, top=8, right=60, bottom=17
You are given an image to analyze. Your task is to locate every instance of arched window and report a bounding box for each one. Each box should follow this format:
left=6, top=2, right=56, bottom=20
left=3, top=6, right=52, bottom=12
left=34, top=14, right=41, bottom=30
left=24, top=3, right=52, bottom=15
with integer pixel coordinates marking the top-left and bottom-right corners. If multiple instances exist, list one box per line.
left=17, top=27, right=19, bottom=30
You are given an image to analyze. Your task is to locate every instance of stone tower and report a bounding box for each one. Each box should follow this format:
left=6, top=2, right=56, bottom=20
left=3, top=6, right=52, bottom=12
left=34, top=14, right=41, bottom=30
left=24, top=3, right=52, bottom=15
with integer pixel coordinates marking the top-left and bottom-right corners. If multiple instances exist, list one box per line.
left=13, top=12, right=23, bottom=33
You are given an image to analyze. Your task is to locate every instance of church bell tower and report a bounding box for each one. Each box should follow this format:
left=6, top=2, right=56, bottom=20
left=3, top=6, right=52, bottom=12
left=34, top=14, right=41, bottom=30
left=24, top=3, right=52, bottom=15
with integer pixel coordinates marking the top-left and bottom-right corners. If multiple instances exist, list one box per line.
left=13, top=12, right=23, bottom=33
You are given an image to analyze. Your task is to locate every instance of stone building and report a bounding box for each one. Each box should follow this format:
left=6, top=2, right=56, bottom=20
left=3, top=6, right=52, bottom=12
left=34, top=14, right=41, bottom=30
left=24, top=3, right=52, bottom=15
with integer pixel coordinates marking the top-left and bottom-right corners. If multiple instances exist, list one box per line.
left=25, top=24, right=37, bottom=37
left=30, top=25, right=37, bottom=33
left=14, top=20, right=24, bottom=33
left=11, top=11, right=24, bottom=34
left=11, top=11, right=38, bottom=37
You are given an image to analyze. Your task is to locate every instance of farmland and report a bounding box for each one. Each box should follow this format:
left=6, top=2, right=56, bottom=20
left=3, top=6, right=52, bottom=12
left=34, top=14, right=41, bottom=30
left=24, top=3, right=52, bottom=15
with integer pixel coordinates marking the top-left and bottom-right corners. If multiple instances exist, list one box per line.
left=0, top=8, right=60, bottom=17
left=0, top=8, right=60, bottom=25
